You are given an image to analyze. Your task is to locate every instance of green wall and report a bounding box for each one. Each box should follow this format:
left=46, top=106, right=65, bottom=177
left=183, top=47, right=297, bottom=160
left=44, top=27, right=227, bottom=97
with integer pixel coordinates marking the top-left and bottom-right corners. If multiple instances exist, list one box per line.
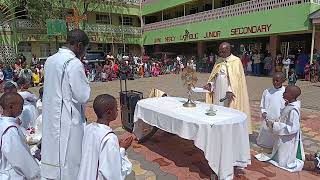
left=143, top=4, right=317, bottom=45
left=143, top=0, right=194, bottom=15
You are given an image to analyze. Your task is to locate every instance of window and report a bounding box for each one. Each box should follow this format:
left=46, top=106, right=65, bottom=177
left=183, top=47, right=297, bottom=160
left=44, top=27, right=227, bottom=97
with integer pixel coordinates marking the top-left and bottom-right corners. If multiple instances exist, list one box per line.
left=189, top=7, right=198, bottom=15
left=97, top=44, right=104, bottom=51
left=119, top=16, right=133, bottom=26
left=175, top=11, right=184, bottom=18
left=221, top=0, right=234, bottom=7
left=96, top=14, right=111, bottom=24
left=18, top=42, right=31, bottom=54
left=163, top=14, right=171, bottom=20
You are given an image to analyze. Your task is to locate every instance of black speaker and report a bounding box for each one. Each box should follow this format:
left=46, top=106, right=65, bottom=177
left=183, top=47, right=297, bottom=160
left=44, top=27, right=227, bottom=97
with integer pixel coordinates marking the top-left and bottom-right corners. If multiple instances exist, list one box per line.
left=119, top=79, right=143, bottom=133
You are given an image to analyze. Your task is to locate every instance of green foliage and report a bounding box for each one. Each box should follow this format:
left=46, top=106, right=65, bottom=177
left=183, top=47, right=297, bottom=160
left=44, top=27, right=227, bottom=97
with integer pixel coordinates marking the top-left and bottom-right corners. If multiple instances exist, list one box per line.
left=25, top=0, right=65, bottom=23
left=0, top=0, right=66, bottom=24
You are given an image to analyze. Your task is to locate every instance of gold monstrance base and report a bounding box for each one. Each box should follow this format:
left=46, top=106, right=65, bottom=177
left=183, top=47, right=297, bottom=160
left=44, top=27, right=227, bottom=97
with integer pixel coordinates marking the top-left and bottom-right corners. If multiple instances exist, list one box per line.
left=183, top=94, right=196, bottom=107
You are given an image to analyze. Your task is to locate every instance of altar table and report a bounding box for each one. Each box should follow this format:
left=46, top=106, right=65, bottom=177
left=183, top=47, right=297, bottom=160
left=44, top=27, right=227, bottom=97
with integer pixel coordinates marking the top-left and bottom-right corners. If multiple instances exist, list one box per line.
left=133, top=97, right=251, bottom=180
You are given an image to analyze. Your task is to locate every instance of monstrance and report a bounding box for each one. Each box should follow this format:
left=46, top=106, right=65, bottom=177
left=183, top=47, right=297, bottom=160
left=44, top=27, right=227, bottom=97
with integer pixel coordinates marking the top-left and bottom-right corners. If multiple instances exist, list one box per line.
left=181, top=66, right=198, bottom=107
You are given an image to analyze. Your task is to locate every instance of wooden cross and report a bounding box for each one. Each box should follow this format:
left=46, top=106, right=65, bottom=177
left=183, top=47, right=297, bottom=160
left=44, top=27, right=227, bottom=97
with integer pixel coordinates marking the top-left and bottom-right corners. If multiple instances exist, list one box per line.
left=66, top=7, right=87, bottom=29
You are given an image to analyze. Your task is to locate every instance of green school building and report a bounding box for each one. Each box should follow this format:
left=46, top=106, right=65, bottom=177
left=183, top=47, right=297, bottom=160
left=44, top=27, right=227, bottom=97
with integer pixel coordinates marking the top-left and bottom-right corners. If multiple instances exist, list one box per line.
left=142, top=0, right=320, bottom=60
left=1, top=0, right=320, bottom=63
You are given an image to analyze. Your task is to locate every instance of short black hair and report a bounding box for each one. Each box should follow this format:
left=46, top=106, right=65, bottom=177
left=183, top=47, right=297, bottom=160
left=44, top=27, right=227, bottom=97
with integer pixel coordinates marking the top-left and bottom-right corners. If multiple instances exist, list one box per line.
left=67, top=29, right=89, bottom=46
left=273, top=72, right=286, bottom=80
left=287, top=85, right=301, bottom=99
left=3, top=82, right=17, bottom=91
left=93, top=94, right=116, bottom=119
left=0, top=92, right=23, bottom=110
left=16, top=78, right=27, bottom=87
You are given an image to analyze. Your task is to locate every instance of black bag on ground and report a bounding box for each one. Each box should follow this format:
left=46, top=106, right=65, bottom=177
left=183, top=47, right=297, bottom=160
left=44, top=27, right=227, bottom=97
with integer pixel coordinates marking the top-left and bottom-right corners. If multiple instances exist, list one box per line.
left=119, top=77, right=143, bottom=133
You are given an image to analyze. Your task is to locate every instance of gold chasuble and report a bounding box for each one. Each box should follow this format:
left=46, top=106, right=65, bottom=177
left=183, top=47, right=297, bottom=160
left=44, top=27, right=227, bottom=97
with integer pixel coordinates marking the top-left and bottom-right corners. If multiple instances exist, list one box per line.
left=206, top=54, right=252, bottom=134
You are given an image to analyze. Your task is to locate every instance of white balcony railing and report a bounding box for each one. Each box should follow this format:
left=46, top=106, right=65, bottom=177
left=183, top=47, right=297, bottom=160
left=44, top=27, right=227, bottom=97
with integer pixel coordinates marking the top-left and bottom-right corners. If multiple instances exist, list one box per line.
left=124, top=0, right=140, bottom=5
left=0, top=23, right=11, bottom=31
left=144, top=0, right=313, bottom=32
left=13, top=19, right=141, bottom=36
left=70, top=23, right=142, bottom=36
left=100, top=0, right=140, bottom=5
left=16, top=19, right=45, bottom=30
left=142, top=0, right=158, bottom=4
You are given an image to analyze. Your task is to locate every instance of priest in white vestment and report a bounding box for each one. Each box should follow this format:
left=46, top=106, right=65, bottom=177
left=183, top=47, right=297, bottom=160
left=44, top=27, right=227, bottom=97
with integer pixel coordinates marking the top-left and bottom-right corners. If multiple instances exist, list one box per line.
left=0, top=92, right=40, bottom=180
left=256, top=86, right=305, bottom=172
left=204, top=42, right=252, bottom=133
left=41, top=29, right=91, bottom=180
left=257, top=73, right=286, bottom=148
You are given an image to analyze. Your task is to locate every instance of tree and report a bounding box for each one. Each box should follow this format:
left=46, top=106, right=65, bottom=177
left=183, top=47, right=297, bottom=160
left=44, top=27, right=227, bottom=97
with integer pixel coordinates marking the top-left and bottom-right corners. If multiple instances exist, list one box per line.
left=26, top=0, right=65, bottom=23
left=0, top=0, right=64, bottom=25
left=0, top=0, right=26, bottom=25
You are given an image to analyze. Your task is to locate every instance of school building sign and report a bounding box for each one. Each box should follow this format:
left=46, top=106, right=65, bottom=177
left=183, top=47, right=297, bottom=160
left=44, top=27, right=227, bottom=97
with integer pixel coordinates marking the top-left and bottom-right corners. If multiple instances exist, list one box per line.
left=143, top=4, right=312, bottom=45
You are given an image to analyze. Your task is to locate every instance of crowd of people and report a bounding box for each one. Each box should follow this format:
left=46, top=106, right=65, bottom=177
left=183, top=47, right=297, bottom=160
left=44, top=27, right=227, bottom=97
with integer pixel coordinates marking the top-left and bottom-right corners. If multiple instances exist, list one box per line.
left=0, top=29, right=319, bottom=180
left=239, top=48, right=320, bottom=83
left=0, top=55, right=44, bottom=89
left=83, top=54, right=187, bottom=82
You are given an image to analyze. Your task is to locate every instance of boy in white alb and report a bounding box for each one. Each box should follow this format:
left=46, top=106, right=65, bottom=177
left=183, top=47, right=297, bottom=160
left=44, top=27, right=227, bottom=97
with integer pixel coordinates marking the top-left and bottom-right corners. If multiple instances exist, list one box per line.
left=0, top=92, right=40, bottom=179
left=256, top=85, right=305, bottom=172
left=78, top=94, right=132, bottom=180
left=257, top=72, right=286, bottom=148
left=17, top=78, right=38, bottom=129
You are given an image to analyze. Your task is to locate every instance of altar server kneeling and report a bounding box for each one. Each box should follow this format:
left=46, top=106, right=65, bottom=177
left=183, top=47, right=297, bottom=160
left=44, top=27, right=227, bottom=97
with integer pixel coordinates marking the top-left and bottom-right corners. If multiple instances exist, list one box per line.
left=78, top=94, right=133, bottom=180
left=0, top=92, right=40, bottom=179
left=257, top=72, right=286, bottom=149
left=255, top=85, right=305, bottom=172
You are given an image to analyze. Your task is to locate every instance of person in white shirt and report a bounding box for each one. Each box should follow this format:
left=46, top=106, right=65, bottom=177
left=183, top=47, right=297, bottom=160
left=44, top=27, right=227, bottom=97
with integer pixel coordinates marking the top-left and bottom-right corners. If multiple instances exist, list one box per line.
left=0, top=92, right=40, bottom=179
left=17, top=78, right=38, bottom=129
left=257, top=72, right=286, bottom=149
left=35, top=87, right=43, bottom=135
left=78, top=94, right=133, bottom=180
left=282, top=56, right=291, bottom=79
left=41, top=29, right=91, bottom=180
left=256, top=85, right=305, bottom=172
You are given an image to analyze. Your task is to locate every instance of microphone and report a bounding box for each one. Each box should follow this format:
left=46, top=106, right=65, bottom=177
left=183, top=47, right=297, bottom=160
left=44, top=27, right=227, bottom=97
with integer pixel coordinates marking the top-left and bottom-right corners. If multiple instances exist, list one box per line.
left=219, top=96, right=228, bottom=102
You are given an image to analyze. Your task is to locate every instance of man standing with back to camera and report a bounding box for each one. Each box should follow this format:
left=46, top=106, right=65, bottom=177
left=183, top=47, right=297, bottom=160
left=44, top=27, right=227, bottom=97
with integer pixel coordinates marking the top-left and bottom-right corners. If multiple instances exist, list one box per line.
left=41, top=29, right=91, bottom=180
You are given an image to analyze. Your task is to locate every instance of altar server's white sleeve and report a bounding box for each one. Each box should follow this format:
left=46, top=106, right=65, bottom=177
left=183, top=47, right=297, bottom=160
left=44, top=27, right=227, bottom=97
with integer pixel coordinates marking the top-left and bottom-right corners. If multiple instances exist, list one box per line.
left=25, top=92, right=38, bottom=102
left=98, top=135, right=132, bottom=180
left=260, top=89, right=267, bottom=114
left=273, top=110, right=300, bottom=136
left=2, top=128, right=40, bottom=179
left=68, top=61, right=91, bottom=103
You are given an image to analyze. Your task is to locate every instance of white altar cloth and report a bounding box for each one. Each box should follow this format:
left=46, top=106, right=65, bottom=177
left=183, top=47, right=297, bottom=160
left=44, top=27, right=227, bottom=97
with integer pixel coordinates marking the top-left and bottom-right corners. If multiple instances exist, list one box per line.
left=133, top=97, right=251, bottom=180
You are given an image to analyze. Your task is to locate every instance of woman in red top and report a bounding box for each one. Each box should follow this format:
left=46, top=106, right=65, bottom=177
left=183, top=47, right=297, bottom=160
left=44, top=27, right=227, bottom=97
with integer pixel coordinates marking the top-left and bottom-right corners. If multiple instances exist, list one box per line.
left=113, top=61, right=119, bottom=79
left=241, top=52, right=249, bottom=74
